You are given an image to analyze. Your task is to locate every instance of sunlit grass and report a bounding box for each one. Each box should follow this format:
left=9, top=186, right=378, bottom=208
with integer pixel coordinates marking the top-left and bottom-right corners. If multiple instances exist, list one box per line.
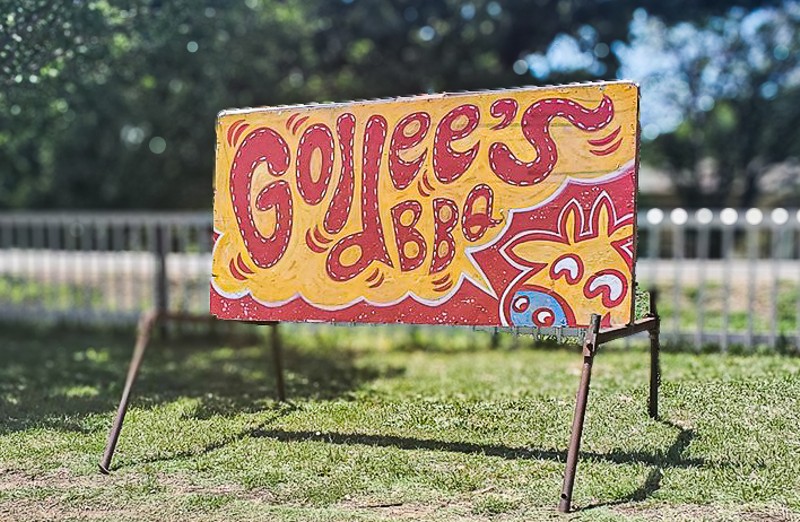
left=0, top=324, right=798, bottom=521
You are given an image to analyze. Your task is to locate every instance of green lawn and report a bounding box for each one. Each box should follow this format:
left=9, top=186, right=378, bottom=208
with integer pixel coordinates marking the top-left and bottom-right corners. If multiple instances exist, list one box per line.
left=0, top=324, right=798, bottom=521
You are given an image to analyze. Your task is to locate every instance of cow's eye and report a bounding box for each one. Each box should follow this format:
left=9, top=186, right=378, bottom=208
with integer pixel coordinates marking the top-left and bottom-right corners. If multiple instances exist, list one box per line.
left=532, top=307, right=555, bottom=327
left=512, top=295, right=530, bottom=313
left=584, top=269, right=627, bottom=308
left=549, top=253, right=584, bottom=284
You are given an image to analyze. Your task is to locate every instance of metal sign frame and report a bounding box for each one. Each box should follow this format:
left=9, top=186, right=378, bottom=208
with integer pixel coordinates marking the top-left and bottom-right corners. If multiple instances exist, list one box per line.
left=98, top=295, right=660, bottom=513
left=98, top=82, right=661, bottom=514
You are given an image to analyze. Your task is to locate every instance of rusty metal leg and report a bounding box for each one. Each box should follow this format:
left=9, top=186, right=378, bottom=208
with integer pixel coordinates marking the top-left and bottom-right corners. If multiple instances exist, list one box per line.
left=270, top=322, right=287, bottom=402
left=490, top=329, right=501, bottom=350
left=648, top=291, right=661, bottom=420
left=558, top=314, right=601, bottom=513
left=648, top=328, right=660, bottom=419
left=99, top=311, right=158, bottom=474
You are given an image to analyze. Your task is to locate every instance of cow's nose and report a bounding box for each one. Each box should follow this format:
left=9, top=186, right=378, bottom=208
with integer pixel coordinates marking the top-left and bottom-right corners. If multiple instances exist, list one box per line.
left=509, top=288, right=568, bottom=328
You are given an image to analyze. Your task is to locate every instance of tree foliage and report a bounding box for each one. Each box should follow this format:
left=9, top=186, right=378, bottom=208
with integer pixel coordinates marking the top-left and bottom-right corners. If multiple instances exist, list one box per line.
left=0, top=0, right=783, bottom=209
left=615, top=4, right=800, bottom=207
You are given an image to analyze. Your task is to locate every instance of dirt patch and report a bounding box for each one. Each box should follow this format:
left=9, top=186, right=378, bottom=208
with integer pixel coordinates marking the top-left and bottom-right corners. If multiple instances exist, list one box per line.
left=0, top=500, right=119, bottom=522
left=349, top=501, right=443, bottom=519
left=738, top=506, right=800, bottom=522
left=338, top=494, right=561, bottom=522
left=0, top=466, right=252, bottom=497
left=0, top=469, right=33, bottom=490
left=339, top=496, right=478, bottom=520
left=0, top=466, right=257, bottom=522
left=612, top=503, right=799, bottom=522
left=0, top=467, right=98, bottom=491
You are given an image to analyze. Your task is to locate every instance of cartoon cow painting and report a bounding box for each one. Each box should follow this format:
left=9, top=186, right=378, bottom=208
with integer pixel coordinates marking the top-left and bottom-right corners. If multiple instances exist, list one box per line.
left=498, top=186, right=635, bottom=328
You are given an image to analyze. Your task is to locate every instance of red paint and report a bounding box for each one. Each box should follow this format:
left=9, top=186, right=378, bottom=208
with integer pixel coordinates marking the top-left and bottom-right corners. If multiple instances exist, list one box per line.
left=489, top=96, right=615, bottom=186
left=433, top=104, right=480, bottom=183
left=296, top=124, right=335, bottom=205
left=323, top=113, right=356, bottom=235
left=391, top=200, right=427, bottom=272
left=229, top=128, right=293, bottom=269
left=389, top=112, right=430, bottom=190
left=214, top=87, right=638, bottom=327
left=217, top=157, right=635, bottom=327
left=490, top=98, right=518, bottom=130
left=430, top=198, right=459, bottom=274
left=461, top=184, right=500, bottom=242
left=326, top=115, right=394, bottom=282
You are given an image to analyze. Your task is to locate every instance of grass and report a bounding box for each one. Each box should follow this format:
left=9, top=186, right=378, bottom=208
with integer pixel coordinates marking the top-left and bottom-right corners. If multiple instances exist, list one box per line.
left=0, top=275, right=104, bottom=309
left=0, top=323, right=799, bottom=521
left=656, top=280, right=800, bottom=336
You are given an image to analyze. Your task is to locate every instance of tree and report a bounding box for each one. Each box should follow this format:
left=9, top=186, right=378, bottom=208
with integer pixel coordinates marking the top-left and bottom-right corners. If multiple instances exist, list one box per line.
left=1, top=0, right=319, bottom=208
left=614, top=5, right=800, bottom=207
left=0, top=0, right=782, bottom=209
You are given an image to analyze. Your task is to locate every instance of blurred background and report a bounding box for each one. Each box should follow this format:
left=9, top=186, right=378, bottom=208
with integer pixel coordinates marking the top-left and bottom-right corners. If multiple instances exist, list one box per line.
left=2, top=0, right=800, bottom=351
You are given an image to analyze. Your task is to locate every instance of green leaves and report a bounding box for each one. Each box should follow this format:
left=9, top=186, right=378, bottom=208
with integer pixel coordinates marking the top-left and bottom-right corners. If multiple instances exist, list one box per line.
left=1, top=1, right=787, bottom=209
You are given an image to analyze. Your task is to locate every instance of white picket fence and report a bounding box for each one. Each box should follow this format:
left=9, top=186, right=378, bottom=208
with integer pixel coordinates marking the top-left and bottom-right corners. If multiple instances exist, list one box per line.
left=1, top=209, right=799, bottom=350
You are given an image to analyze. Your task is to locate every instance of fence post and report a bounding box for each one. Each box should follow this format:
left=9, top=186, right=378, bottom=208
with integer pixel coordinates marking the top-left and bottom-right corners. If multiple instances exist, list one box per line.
left=154, top=224, right=169, bottom=337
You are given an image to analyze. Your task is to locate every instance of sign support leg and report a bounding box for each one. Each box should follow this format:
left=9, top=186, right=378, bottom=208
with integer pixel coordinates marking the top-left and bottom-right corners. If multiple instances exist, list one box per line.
left=99, top=311, right=158, bottom=474
left=270, top=322, right=287, bottom=402
left=558, top=314, right=601, bottom=513
left=556, top=293, right=661, bottom=511
left=647, top=291, right=660, bottom=420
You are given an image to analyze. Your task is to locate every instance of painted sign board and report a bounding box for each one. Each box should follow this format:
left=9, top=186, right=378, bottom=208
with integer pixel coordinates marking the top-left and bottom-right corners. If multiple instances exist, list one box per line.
left=211, top=81, right=639, bottom=328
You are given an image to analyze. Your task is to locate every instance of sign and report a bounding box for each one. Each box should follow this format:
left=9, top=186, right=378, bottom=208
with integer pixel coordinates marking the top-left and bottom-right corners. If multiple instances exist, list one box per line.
left=211, top=81, right=639, bottom=327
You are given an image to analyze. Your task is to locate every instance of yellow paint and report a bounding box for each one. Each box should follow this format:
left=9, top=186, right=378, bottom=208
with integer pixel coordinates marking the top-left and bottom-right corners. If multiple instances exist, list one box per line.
left=508, top=201, right=634, bottom=325
left=213, top=82, right=638, bottom=312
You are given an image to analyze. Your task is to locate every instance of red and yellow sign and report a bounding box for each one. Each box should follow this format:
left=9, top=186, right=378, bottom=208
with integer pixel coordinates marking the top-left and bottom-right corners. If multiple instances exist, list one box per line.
left=211, top=82, right=639, bottom=327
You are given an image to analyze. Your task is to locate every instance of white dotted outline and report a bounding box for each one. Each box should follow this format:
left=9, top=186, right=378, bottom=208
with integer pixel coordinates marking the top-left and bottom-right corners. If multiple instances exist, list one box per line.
left=229, top=127, right=293, bottom=269
left=388, top=111, right=431, bottom=190
left=461, top=183, right=495, bottom=242
left=489, top=98, right=518, bottom=128
left=325, top=114, right=393, bottom=282
left=390, top=200, right=426, bottom=271
left=323, top=113, right=356, bottom=235
left=488, top=95, right=614, bottom=186
left=296, top=123, right=335, bottom=205
left=430, top=197, right=458, bottom=274
left=432, top=104, right=480, bottom=183
left=362, top=115, right=390, bottom=259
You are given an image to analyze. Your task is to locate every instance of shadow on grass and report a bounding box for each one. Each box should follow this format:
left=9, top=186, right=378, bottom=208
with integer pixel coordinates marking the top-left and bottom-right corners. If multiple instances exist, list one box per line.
left=0, top=322, right=712, bottom=510
left=0, top=323, right=400, bottom=436
left=250, top=422, right=706, bottom=469
left=582, top=419, right=697, bottom=511
left=124, top=403, right=299, bottom=469
left=249, top=418, right=708, bottom=512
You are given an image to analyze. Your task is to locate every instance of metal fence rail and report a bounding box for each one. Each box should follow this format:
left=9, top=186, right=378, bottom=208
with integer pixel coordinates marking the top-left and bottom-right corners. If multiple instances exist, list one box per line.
left=636, top=208, right=800, bottom=351
left=0, top=212, right=211, bottom=324
left=1, top=209, right=799, bottom=350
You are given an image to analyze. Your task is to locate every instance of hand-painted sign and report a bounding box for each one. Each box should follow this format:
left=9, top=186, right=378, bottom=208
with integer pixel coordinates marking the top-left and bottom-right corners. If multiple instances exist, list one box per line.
left=211, top=81, right=639, bottom=327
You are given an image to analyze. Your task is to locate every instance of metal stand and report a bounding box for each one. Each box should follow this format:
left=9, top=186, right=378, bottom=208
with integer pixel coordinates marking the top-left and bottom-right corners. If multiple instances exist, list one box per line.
left=558, top=314, right=600, bottom=513
left=557, top=291, right=661, bottom=513
left=647, top=291, right=660, bottom=420
left=99, top=311, right=158, bottom=474
left=98, top=312, right=287, bottom=473
left=100, top=296, right=659, bottom=512
left=270, top=322, right=287, bottom=403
